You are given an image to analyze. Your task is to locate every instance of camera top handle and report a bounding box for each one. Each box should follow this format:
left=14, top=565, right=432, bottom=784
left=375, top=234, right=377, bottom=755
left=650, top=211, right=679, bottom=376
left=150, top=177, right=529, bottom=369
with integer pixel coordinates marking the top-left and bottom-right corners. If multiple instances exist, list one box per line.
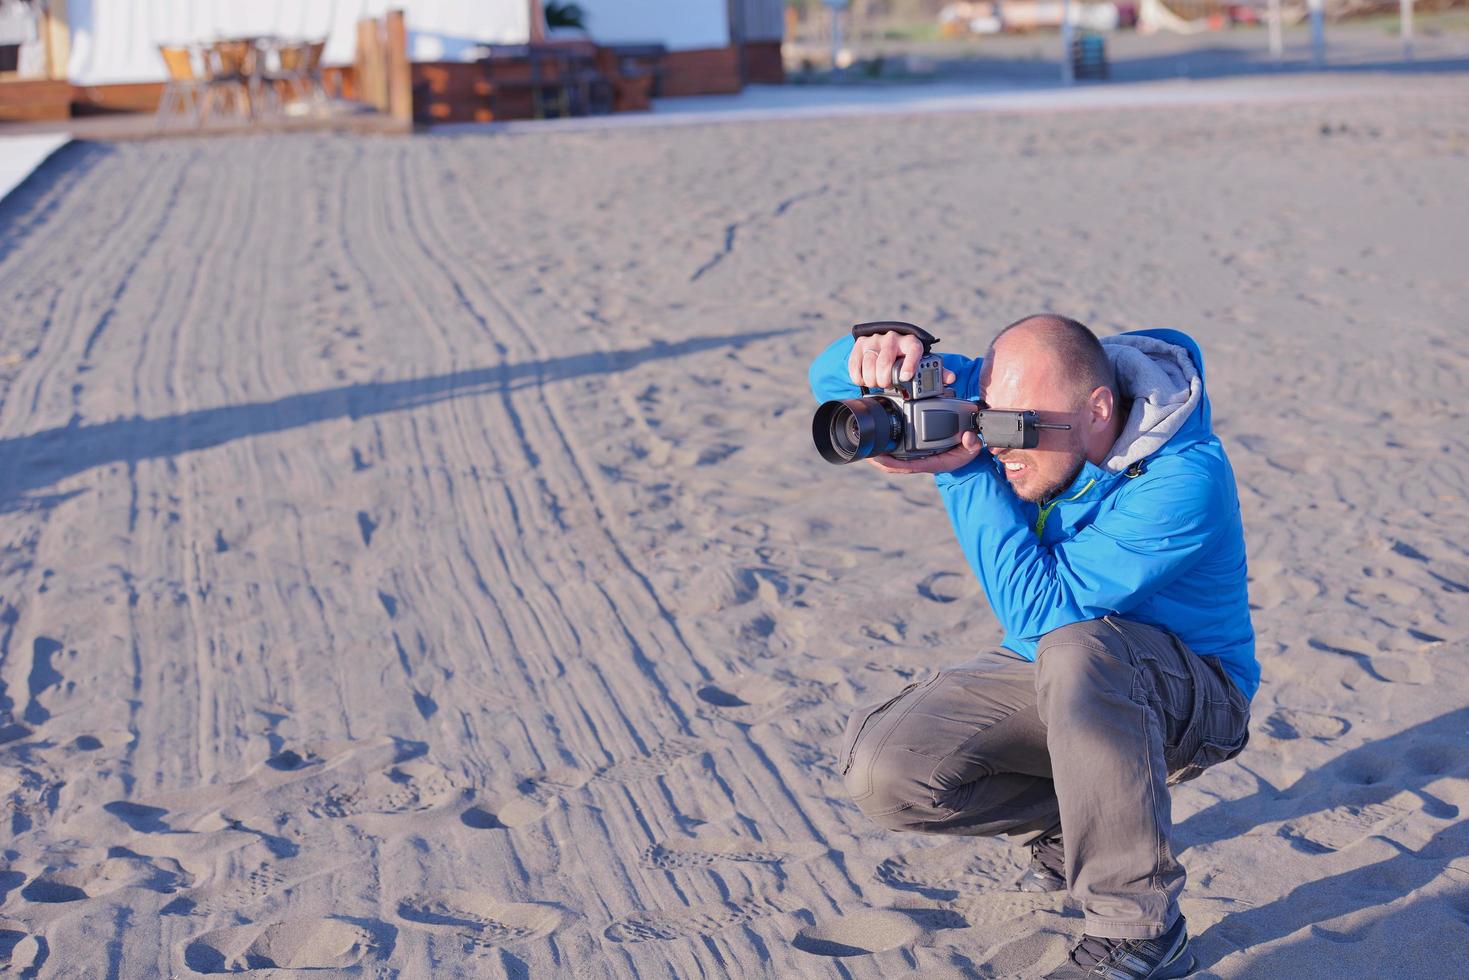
left=852, top=320, right=940, bottom=354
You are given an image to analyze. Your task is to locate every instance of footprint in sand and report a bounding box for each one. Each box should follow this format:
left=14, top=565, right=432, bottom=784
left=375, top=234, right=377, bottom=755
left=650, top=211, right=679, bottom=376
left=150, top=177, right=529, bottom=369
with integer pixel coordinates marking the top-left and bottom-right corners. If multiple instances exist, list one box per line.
left=19, top=851, right=192, bottom=904
left=22, top=636, right=67, bottom=726
left=1247, top=561, right=1324, bottom=609
left=1403, top=741, right=1464, bottom=778
left=1262, top=709, right=1352, bottom=741
left=0, top=926, right=45, bottom=974
left=183, top=917, right=389, bottom=973
left=695, top=674, right=826, bottom=724
left=603, top=897, right=788, bottom=943
left=859, top=619, right=911, bottom=648
left=1348, top=577, right=1424, bottom=608
left=733, top=610, right=806, bottom=658
left=1277, top=796, right=1416, bottom=854
left=641, top=835, right=825, bottom=871
left=587, top=738, right=706, bottom=786
left=1307, top=635, right=1431, bottom=685
left=875, top=840, right=1019, bottom=900
left=917, top=571, right=975, bottom=604
left=68, top=730, right=134, bottom=752
left=104, top=800, right=172, bottom=833
left=396, top=891, right=561, bottom=947
left=696, top=676, right=786, bottom=709
left=508, top=739, right=709, bottom=821
left=792, top=907, right=967, bottom=957
left=308, top=761, right=458, bottom=819
left=952, top=891, right=1065, bottom=928
left=0, top=763, right=60, bottom=830
left=164, top=864, right=288, bottom=918
left=674, top=564, right=761, bottom=614
left=459, top=797, right=550, bottom=830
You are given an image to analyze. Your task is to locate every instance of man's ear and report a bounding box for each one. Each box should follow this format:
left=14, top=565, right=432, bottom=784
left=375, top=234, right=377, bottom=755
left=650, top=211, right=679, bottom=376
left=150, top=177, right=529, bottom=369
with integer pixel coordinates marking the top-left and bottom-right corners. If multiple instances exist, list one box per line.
left=1089, top=386, right=1114, bottom=429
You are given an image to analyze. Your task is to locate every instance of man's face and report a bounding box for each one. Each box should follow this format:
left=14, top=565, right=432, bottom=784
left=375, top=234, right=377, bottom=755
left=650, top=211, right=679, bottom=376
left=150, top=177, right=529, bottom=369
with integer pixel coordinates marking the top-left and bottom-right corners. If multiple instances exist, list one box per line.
left=979, top=345, right=1089, bottom=503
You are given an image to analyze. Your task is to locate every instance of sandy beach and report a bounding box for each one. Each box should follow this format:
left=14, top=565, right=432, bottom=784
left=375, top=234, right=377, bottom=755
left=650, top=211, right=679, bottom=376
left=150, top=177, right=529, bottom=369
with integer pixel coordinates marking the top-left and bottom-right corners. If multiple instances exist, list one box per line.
left=1, top=74, right=1468, bottom=977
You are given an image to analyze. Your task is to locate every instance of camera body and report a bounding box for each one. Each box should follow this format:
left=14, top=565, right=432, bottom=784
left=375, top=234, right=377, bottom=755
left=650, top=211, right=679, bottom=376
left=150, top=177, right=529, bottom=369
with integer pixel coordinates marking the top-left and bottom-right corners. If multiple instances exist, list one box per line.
left=813, top=355, right=979, bottom=464
left=865, top=355, right=979, bottom=459
left=813, top=350, right=1061, bottom=465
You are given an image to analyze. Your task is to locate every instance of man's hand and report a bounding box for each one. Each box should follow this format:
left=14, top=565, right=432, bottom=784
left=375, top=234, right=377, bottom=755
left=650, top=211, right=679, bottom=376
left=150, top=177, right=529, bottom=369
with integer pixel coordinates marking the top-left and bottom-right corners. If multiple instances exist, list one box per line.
left=866, top=430, right=984, bottom=475
left=848, top=330, right=926, bottom=390
left=847, top=330, right=978, bottom=475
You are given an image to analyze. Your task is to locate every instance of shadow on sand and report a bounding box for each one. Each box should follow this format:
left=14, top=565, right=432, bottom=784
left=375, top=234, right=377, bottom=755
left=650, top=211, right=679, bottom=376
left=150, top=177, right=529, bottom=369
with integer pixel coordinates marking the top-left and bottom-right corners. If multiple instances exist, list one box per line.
left=1179, top=706, right=1469, bottom=970
left=0, top=329, right=789, bottom=510
left=1195, top=819, right=1468, bottom=971
left=1177, top=705, right=1467, bottom=854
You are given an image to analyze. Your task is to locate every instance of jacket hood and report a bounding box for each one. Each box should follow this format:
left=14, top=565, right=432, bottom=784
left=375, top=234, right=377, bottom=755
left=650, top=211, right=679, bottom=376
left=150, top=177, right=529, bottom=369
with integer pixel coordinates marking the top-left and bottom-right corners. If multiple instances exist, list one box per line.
left=1100, top=331, right=1208, bottom=473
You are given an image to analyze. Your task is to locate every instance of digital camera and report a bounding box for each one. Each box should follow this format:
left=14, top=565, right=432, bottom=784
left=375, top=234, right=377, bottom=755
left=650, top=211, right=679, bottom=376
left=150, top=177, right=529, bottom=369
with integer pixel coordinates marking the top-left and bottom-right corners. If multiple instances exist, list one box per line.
left=812, top=353, right=1064, bottom=465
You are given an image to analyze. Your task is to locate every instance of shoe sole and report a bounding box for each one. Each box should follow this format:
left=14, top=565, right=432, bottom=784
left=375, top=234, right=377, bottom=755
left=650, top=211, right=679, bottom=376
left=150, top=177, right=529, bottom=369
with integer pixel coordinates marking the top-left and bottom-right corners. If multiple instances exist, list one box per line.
left=1017, top=875, right=1065, bottom=893
left=1016, top=865, right=1065, bottom=893
left=1151, top=947, right=1197, bottom=979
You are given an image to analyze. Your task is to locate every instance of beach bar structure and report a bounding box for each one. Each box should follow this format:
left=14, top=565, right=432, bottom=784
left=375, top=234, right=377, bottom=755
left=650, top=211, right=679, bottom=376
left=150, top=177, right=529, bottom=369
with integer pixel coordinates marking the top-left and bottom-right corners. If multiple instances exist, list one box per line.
left=0, top=0, right=786, bottom=124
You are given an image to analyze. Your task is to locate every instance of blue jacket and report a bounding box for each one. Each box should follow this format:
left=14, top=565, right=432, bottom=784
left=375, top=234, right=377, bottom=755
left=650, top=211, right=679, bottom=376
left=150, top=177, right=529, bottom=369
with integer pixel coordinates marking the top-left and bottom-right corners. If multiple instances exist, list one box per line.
left=809, top=329, right=1258, bottom=699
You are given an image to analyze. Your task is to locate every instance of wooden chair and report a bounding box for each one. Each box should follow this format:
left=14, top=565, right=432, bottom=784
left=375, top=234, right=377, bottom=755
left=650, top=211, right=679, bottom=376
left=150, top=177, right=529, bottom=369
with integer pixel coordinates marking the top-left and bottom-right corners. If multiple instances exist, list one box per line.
left=603, top=43, right=667, bottom=97
left=480, top=44, right=556, bottom=120
left=551, top=41, right=613, bottom=117
left=264, top=39, right=328, bottom=115
left=480, top=43, right=610, bottom=120
left=204, top=39, right=259, bottom=121
left=301, top=40, right=328, bottom=106
left=156, top=45, right=207, bottom=126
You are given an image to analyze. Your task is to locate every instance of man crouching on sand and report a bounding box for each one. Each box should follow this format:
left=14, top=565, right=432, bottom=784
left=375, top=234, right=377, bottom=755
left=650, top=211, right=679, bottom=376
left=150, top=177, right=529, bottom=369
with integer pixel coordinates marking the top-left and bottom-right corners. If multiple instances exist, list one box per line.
left=808, top=315, right=1256, bottom=979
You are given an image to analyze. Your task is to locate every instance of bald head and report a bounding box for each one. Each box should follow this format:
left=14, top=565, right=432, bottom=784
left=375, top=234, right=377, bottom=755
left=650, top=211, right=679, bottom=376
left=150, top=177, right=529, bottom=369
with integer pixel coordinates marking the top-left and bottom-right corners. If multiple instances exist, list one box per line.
left=987, top=314, right=1116, bottom=409
left=979, top=314, right=1124, bottom=500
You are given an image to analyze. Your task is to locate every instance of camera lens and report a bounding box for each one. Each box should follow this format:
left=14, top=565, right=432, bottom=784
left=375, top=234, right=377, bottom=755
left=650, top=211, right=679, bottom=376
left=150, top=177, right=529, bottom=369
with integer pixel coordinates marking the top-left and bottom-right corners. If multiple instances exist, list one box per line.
left=813, top=397, right=904, bottom=464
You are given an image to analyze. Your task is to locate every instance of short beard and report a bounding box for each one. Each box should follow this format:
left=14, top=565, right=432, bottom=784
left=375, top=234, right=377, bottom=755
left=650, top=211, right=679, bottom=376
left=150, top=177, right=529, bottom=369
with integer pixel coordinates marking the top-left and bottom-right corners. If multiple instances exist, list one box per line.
left=1018, top=453, right=1088, bottom=504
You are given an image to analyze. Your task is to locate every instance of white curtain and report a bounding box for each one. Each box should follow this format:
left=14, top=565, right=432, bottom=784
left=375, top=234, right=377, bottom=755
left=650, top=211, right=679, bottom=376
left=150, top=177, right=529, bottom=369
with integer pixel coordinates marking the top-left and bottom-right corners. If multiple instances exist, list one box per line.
left=66, top=0, right=532, bottom=85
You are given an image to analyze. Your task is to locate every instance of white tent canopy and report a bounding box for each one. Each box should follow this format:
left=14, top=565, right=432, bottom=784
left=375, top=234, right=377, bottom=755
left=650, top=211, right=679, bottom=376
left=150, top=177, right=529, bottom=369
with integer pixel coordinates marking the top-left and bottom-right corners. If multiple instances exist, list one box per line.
left=63, top=0, right=737, bottom=87
left=66, top=0, right=521, bottom=86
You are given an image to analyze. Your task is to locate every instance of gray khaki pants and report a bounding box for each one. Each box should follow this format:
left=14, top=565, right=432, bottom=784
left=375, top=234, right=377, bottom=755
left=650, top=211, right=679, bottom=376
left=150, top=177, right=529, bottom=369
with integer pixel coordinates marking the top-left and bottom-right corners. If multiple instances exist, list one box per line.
left=840, top=617, right=1249, bottom=940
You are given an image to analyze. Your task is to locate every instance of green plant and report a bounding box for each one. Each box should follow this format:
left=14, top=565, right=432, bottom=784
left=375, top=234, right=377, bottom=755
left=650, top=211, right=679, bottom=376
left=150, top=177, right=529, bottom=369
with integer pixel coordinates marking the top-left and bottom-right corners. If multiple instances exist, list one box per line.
left=544, top=1, right=587, bottom=30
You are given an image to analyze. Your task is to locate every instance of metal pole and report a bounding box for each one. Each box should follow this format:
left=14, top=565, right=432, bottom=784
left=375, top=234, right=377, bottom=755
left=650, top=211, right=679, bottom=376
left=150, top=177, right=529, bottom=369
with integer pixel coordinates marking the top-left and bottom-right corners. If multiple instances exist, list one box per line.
left=1308, top=0, right=1325, bottom=67
left=1061, top=0, right=1074, bottom=84
left=1268, top=0, right=1283, bottom=62
left=1401, top=0, right=1414, bottom=60
left=830, top=5, right=842, bottom=71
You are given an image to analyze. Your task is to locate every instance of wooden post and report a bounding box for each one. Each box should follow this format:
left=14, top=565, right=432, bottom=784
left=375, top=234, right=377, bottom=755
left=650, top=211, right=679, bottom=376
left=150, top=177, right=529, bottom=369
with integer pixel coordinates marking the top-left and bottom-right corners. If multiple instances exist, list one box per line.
left=373, top=21, right=389, bottom=109
left=358, top=17, right=388, bottom=110
left=385, top=9, right=412, bottom=123
left=528, top=0, right=546, bottom=43
left=43, top=0, right=71, bottom=81
left=1061, top=0, right=1075, bottom=84
left=1267, top=0, right=1283, bottom=62
left=355, top=18, right=374, bottom=107
left=1308, top=0, right=1325, bottom=66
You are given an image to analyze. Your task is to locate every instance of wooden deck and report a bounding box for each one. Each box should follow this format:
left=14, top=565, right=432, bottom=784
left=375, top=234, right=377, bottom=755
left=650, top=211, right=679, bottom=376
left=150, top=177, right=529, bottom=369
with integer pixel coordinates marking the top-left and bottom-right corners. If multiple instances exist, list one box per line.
left=0, top=105, right=412, bottom=141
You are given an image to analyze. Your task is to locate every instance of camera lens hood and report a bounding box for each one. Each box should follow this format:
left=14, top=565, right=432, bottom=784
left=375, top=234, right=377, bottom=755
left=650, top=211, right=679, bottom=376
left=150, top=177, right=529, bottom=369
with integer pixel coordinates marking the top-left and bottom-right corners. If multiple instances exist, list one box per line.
left=813, top=397, right=903, bottom=464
